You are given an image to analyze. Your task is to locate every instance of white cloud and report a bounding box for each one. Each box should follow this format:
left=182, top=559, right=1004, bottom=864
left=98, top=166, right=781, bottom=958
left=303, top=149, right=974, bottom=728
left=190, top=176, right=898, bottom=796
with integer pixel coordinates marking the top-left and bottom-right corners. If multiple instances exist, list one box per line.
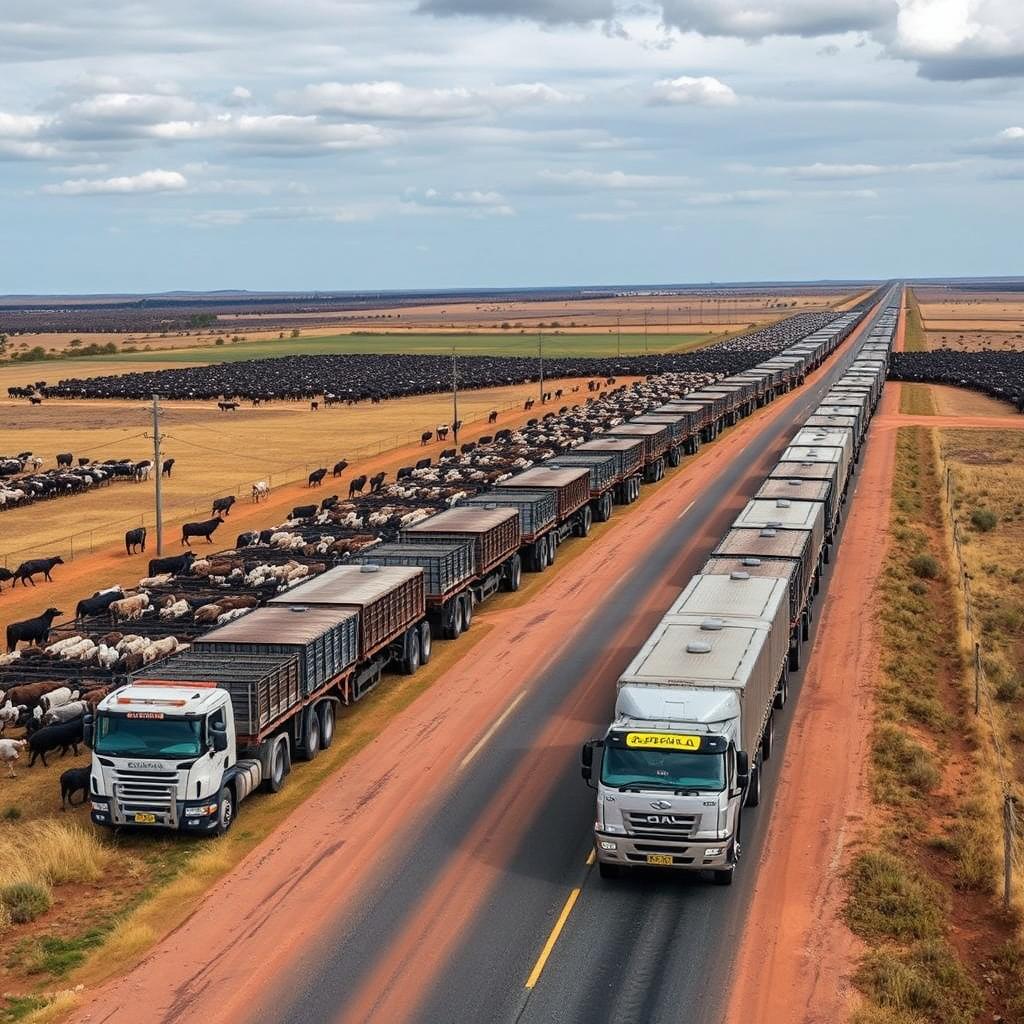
left=42, top=168, right=188, bottom=196
left=999, top=126, right=1024, bottom=139
left=226, top=85, right=253, bottom=106
left=658, top=0, right=892, bottom=39
left=650, top=75, right=738, bottom=106
left=537, top=168, right=691, bottom=190
left=404, top=186, right=516, bottom=216
left=0, top=111, right=59, bottom=159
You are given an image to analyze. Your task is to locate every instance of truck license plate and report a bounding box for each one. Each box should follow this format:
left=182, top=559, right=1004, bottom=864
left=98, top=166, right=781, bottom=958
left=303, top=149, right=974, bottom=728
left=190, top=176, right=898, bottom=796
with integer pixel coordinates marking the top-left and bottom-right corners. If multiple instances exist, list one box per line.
left=646, top=854, right=674, bottom=866
left=133, top=813, right=157, bottom=824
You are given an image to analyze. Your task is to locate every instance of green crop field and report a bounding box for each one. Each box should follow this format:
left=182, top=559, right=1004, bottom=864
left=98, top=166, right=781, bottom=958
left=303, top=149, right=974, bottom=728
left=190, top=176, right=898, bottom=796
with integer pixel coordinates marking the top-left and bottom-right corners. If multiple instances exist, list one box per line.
left=99, top=331, right=725, bottom=365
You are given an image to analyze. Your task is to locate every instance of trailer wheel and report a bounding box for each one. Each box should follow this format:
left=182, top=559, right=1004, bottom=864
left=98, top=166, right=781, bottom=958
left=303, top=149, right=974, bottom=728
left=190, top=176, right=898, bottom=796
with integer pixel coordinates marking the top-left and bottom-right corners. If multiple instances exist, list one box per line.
left=789, top=639, right=800, bottom=672
left=774, top=676, right=788, bottom=710
left=761, top=715, right=774, bottom=760
left=264, top=739, right=288, bottom=793
left=802, top=611, right=810, bottom=642
left=547, top=532, right=558, bottom=565
left=460, top=594, right=473, bottom=632
left=745, top=764, right=761, bottom=807
left=300, top=709, right=321, bottom=761
left=598, top=861, right=621, bottom=880
left=318, top=702, right=335, bottom=750
left=446, top=598, right=464, bottom=640
left=213, top=786, right=236, bottom=835
left=534, top=539, right=549, bottom=572
left=577, top=505, right=592, bottom=537
left=667, top=446, right=680, bottom=468
left=632, top=477, right=641, bottom=502
left=418, top=621, right=432, bottom=664
left=501, top=554, right=522, bottom=592
left=401, top=628, right=421, bottom=675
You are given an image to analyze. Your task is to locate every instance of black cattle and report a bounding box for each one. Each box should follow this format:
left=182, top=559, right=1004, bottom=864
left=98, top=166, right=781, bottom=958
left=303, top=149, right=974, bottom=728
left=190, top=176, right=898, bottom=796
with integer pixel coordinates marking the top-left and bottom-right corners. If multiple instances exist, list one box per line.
left=6, top=608, right=63, bottom=652
left=349, top=475, right=367, bottom=497
left=396, top=467, right=413, bottom=481
left=235, top=531, right=257, bottom=548
left=460, top=443, right=476, bottom=455
left=212, top=495, right=236, bottom=517
left=452, top=420, right=463, bottom=434
left=310, top=400, right=319, bottom=411
left=218, top=401, right=239, bottom=412
left=60, top=765, right=91, bottom=808
left=0, top=567, right=14, bottom=589
left=437, top=426, right=449, bottom=441
left=162, top=458, right=175, bottom=477
left=29, top=396, right=42, bottom=405
left=488, top=410, right=498, bottom=423
left=28, top=719, right=84, bottom=767
left=125, top=527, right=147, bottom=554
left=320, top=495, right=339, bottom=511
left=134, top=460, right=153, bottom=482
left=75, top=588, right=123, bottom=618
left=308, top=468, right=327, bottom=487
left=441, top=448, right=456, bottom=460
left=415, top=457, right=431, bottom=470
left=478, top=435, right=493, bottom=446
left=369, top=471, right=386, bottom=493
left=290, top=504, right=317, bottom=519
left=527, top=418, right=538, bottom=427
left=14, top=556, right=64, bottom=586
left=182, top=518, right=222, bottom=545
left=148, top=551, right=196, bottom=576
left=524, top=399, right=535, bottom=411
left=420, top=431, right=433, bottom=446
left=78, top=457, right=91, bottom=467
left=332, top=460, right=349, bottom=477
left=56, top=452, right=73, bottom=467
left=258, top=528, right=275, bottom=545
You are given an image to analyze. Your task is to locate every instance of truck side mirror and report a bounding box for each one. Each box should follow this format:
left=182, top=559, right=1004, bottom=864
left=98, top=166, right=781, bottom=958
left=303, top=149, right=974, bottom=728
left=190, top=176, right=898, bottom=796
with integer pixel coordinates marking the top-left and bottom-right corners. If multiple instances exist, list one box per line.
left=83, top=713, right=94, bottom=749
left=211, top=723, right=228, bottom=753
left=580, top=740, right=601, bottom=787
left=736, top=749, right=750, bottom=788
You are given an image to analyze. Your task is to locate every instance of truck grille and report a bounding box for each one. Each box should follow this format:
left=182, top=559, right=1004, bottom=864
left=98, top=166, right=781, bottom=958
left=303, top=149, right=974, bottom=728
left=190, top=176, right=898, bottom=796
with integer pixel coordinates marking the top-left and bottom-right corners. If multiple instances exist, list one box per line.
left=625, top=811, right=699, bottom=838
left=112, top=769, right=178, bottom=826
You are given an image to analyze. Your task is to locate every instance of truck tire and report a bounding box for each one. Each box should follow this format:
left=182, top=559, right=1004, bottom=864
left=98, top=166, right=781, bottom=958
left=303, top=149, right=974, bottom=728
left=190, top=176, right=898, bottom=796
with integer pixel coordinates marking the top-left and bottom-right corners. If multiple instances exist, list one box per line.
left=598, top=861, right=621, bottom=880
left=745, top=765, right=761, bottom=807
left=300, top=709, right=321, bottom=761
left=774, top=676, right=788, bottom=710
left=712, top=868, right=734, bottom=886
left=264, top=739, right=289, bottom=794
left=213, top=785, right=236, bottom=836
left=501, top=554, right=522, bottom=592
left=461, top=594, right=473, bottom=632
left=667, top=446, right=680, bottom=468
left=446, top=598, right=464, bottom=640
left=577, top=505, right=592, bottom=537
left=419, top=621, right=432, bottom=664
left=318, top=702, right=335, bottom=750
left=547, top=532, right=558, bottom=565
left=789, top=639, right=800, bottom=672
left=762, top=715, right=774, bottom=760
left=401, top=629, right=421, bottom=675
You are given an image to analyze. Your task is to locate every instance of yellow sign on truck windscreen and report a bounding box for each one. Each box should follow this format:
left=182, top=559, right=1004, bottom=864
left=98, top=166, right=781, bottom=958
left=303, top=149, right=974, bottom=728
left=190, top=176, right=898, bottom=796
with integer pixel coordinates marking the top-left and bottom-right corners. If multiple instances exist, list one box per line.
left=625, top=732, right=702, bottom=751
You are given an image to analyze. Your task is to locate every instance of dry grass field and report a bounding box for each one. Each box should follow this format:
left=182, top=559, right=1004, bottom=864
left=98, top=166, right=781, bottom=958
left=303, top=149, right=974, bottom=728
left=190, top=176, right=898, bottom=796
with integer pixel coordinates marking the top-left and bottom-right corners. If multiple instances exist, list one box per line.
left=899, top=383, right=1019, bottom=418
left=911, top=287, right=1024, bottom=351
left=0, top=374, right=598, bottom=564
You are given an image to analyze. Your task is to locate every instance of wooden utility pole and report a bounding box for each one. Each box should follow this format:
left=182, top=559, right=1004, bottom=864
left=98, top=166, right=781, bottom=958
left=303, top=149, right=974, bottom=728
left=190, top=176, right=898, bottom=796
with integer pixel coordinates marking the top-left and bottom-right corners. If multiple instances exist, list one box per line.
left=616, top=315, right=622, bottom=358
left=643, top=311, right=648, bottom=355
left=1004, top=795, right=1016, bottom=911
left=152, top=395, right=164, bottom=555
left=451, top=348, right=460, bottom=442
left=538, top=330, right=545, bottom=403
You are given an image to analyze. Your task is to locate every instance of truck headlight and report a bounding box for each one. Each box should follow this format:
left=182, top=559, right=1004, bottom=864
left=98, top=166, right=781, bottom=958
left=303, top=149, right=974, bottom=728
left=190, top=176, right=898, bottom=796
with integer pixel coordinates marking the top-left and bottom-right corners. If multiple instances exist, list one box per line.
left=705, top=848, right=722, bottom=856
left=90, top=801, right=109, bottom=812
left=599, top=840, right=618, bottom=851
left=185, top=804, right=218, bottom=817
left=602, top=823, right=624, bottom=834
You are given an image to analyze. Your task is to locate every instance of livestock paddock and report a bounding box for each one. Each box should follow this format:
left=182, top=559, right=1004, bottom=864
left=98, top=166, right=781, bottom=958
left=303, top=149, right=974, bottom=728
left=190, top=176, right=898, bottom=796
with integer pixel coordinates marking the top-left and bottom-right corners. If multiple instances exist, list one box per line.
left=0, top=374, right=609, bottom=563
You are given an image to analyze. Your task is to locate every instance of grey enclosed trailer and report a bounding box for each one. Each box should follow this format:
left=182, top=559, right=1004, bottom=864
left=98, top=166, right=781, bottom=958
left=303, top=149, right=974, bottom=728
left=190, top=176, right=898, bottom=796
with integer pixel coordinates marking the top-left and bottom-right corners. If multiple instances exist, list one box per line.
left=756, top=476, right=838, bottom=540
left=732, top=498, right=827, bottom=569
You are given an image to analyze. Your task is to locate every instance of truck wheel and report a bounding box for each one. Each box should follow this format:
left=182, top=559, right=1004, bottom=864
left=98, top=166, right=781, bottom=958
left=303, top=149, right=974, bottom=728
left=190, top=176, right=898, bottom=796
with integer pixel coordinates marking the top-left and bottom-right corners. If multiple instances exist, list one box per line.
left=712, top=868, right=734, bottom=886
left=745, top=765, right=761, bottom=807
left=774, top=676, right=788, bottom=710
left=632, top=477, right=641, bottom=501
left=264, top=739, right=288, bottom=793
left=502, top=554, right=522, bottom=592
left=300, top=709, right=321, bottom=761
left=318, top=702, right=335, bottom=750
left=419, top=621, right=432, bottom=664
left=667, top=447, right=680, bottom=468
left=762, top=715, right=774, bottom=760
left=536, top=539, right=549, bottom=571
left=598, top=861, right=621, bottom=880
left=446, top=599, right=464, bottom=640
left=461, top=594, right=473, bottom=632
left=402, top=629, right=421, bottom=675
left=577, top=505, right=592, bottom=537
left=547, top=532, right=557, bottom=565
left=802, top=611, right=810, bottom=642
left=214, top=786, right=236, bottom=835
left=789, top=640, right=800, bottom=672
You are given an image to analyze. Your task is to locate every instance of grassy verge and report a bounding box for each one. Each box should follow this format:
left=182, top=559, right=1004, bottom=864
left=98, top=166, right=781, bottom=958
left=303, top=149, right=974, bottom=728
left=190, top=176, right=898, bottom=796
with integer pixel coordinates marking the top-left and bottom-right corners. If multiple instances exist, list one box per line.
left=844, top=426, right=1022, bottom=1023
left=899, top=384, right=937, bottom=416
left=904, top=288, right=928, bottom=352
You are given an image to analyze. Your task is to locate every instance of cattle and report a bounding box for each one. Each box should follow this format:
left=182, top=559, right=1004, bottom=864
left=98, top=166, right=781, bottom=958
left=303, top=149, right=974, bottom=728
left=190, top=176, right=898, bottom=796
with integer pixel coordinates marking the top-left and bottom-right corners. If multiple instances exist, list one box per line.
left=488, top=410, right=498, bottom=423
left=320, top=495, right=339, bottom=511
left=212, top=495, right=236, bottom=517
left=6, top=608, right=63, bottom=651
left=236, top=531, right=257, bottom=548
left=310, top=400, right=319, bottom=411
left=478, top=436, right=493, bottom=446
left=148, top=552, right=196, bottom=577
left=56, top=452, right=73, bottom=467
left=524, top=399, right=535, bottom=411
left=555, top=389, right=563, bottom=399
left=28, top=719, right=84, bottom=767
left=332, top=460, right=349, bottom=477
left=396, top=467, right=413, bottom=481
left=181, top=518, right=222, bottom=545
left=369, top=471, right=386, bottom=493
left=415, top=457, right=431, bottom=470
left=75, top=587, right=124, bottom=619
left=460, top=443, right=476, bottom=455
left=0, top=702, right=19, bottom=733
left=440, top=448, right=456, bottom=460
left=251, top=480, right=270, bottom=502
left=0, top=567, right=14, bottom=589
left=162, top=457, right=175, bottom=477
left=437, top=425, right=449, bottom=441
left=125, top=527, right=147, bottom=555
left=0, top=739, right=27, bottom=778
left=109, top=594, right=150, bottom=621
left=290, top=504, right=317, bottom=519
left=44, top=700, right=88, bottom=726
left=60, top=765, right=91, bottom=809
left=308, top=468, right=327, bottom=488
left=218, top=401, right=239, bottom=412
left=134, top=460, right=153, bottom=482
left=349, top=475, right=367, bottom=497
left=452, top=420, right=463, bottom=435
left=29, top=395, right=42, bottom=405
left=421, top=431, right=433, bottom=446
left=3, top=680, right=67, bottom=710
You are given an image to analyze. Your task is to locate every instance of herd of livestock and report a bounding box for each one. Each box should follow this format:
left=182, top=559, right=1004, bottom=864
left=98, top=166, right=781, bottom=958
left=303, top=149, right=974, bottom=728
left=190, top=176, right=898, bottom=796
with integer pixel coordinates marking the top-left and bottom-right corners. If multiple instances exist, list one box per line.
left=0, top=297, right=886, bottom=788
left=24, top=312, right=840, bottom=404
left=890, top=349, right=1024, bottom=411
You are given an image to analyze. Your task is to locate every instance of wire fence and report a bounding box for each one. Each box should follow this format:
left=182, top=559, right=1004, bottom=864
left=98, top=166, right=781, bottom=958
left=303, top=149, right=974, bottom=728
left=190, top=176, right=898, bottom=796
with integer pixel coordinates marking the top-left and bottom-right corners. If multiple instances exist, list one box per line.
left=941, top=460, right=1021, bottom=912
left=0, top=387, right=568, bottom=568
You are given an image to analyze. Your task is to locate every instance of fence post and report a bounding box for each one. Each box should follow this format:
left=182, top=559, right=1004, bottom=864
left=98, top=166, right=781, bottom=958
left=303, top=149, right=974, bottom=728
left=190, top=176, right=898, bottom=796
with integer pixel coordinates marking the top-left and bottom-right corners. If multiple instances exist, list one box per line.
left=1004, top=795, right=1016, bottom=912
left=974, top=642, right=981, bottom=715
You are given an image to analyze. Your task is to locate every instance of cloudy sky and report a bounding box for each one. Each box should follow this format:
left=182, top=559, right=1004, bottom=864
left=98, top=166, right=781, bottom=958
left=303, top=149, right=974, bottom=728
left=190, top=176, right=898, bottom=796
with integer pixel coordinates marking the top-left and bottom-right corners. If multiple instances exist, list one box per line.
left=3, top=0, right=1023, bottom=293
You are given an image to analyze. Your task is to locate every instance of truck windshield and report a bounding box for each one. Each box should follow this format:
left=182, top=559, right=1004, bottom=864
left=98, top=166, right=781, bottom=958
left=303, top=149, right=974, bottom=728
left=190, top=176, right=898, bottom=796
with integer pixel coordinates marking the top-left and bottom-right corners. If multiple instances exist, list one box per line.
left=601, top=746, right=726, bottom=792
left=94, top=713, right=204, bottom=759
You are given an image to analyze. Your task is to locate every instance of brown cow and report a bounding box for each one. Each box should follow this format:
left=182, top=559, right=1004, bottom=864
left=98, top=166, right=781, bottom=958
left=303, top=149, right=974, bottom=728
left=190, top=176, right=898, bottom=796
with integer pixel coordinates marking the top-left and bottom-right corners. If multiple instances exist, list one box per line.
left=4, top=680, right=68, bottom=710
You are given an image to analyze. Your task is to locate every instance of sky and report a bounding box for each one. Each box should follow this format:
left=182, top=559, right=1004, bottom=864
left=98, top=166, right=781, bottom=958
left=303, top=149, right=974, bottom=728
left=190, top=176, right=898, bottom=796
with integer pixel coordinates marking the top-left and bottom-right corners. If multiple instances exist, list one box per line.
left=2, top=0, right=1023, bottom=294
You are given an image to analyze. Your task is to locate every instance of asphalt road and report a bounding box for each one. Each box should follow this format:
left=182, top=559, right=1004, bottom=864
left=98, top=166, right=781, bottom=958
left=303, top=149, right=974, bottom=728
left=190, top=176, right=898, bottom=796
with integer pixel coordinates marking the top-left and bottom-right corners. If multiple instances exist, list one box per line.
left=260, top=288, right=899, bottom=1024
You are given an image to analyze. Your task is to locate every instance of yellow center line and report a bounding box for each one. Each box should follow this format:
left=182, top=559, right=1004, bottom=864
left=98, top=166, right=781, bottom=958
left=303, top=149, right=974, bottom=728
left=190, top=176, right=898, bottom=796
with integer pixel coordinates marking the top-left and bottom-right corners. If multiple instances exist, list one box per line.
left=525, top=887, right=581, bottom=990
left=458, top=690, right=526, bottom=770
left=585, top=849, right=595, bottom=866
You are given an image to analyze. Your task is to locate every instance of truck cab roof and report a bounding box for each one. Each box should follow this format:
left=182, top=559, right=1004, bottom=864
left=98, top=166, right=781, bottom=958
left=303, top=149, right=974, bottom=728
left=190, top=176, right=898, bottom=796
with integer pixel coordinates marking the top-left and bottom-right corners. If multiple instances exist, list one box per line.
left=98, top=681, right=227, bottom=717
left=614, top=685, right=740, bottom=729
